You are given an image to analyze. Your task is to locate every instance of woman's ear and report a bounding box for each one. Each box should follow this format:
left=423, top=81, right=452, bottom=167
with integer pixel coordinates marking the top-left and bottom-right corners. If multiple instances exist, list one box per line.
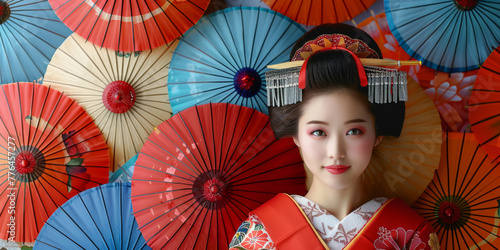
left=293, top=136, right=300, bottom=147
left=374, top=136, right=384, bottom=147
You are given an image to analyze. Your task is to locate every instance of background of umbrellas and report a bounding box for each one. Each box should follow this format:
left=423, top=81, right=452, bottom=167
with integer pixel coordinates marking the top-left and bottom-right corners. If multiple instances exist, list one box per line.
left=1, top=0, right=500, bottom=249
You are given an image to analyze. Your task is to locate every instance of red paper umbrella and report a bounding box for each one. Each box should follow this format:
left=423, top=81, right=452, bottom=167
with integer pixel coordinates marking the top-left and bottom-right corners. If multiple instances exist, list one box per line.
left=263, top=0, right=376, bottom=25
left=131, top=103, right=306, bottom=249
left=48, top=0, right=210, bottom=52
left=413, top=132, right=500, bottom=249
left=0, top=82, right=109, bottom=242
left=469, top=46, right=500, bottom=163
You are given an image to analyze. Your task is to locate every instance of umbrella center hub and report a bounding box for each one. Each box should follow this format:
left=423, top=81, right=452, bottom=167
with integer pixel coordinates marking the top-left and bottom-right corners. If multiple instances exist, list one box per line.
left=102, top=81, right=136, bottom=113
left=203, top=178, right=224, bottom=202
left=453, top=0, right=478, bottom=10
left=0, top=1, right=11, bottom=24
left=437, top=197, right=470, bottom=228
left=234, top=67, right=261, bottom=98
left=15, top=151, right=37, bottom=174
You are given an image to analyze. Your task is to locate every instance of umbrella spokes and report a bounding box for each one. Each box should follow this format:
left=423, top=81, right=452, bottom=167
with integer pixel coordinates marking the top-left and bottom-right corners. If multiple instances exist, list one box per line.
left=0, top=0, right=10, bottom=24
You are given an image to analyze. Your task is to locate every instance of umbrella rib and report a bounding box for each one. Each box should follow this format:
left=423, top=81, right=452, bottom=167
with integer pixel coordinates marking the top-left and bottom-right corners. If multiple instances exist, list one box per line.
left=220, top=105, right=244, bottom=172
left=131, top=100, right=171, bottom=121
left=76, top=192, right=112, bottom=250
left=221, top=9, right=245, bottom=68
left=247, top=8, right=260, bottom=68
left=119, top=111, right=141, bottom=160
left=133, top=0, right=153, bottom=50
left=457, top=150, right=491, bottom=202
left=436, top=10, right=463, bottom=71
left=229, top=144, right=297, bottom=184
left=142, top=196, right=198, bottom=239
left=157, top=201, right=204, bottom=249
left=215, top=104, right=229, bottom=174
left=99, top=185, right=118, bottom=249
left=224, top=121, right=269, bottom=178
left=39, top=221, right=86, bottom=249
left=150, top=0, right=180, bottom=43
left=2, top=21, right=46, bottom=76
left=36, top=117, right=101, bottom=160
left=205, top=15, right=242, bottom=71
left=1, top=83, right=23, bottom=146
left=251, top=10, right=281, bottom=70
left=194, top=105, right=214, bottom=173
left=15, top=82, right=26, bottom=146
left=130, top=51, right=165, bottom=90
left=182, top=202, right=210, bottom=249
left=88, top=35, right=118, bottom=85
left=130, top=189, right=193, bottom=214
left=148, top=123, right=208, bottom=176
left=0, top=32, right=20, bottom=82
left=133, top=152, right=197, bottom=181
left=452, top=132, right=467, bottom=202
left=63, top=0, right=97, bottom=39
left=127, top=0, right=136, bottom=52
left=231, top=160, right=303, bottom=186
left=239, top=7, right=248, bottom=66
left=474, top=4, right=500, bottom=48
left=174, top=113, right=211, bottom=173
left=460, top=217, right=499, bottom=249
left=42, top=132, right=105, bottom=159
left=171, top=52, right=235, bottom=78
left=168, top=67, right=234, bottom=81
left=86, top=0, right=111, bottom=47
left=111, top=111, right=121, bottom=169
left=404, top=8, right=460, bottom=68
left=175, top=38, right=238, bottom=74
left=389, top=1, right=449, bottom=13
left=210, top=103, right=219, bottom=172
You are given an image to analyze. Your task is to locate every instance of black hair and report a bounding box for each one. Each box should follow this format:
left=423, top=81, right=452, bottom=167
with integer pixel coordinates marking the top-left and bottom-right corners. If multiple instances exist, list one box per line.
left=269, top=23, right=405, bottom=139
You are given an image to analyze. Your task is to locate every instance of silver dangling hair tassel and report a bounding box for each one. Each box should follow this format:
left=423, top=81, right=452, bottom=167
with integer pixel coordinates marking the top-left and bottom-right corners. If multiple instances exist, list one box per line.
left=265, top=65, right=408, bottom=107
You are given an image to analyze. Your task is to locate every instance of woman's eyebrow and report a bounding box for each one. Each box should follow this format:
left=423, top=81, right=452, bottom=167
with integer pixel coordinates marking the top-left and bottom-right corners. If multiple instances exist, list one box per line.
left=306, top=120, right=328, bottom=125
left=345, top=119, right=367, bottom=125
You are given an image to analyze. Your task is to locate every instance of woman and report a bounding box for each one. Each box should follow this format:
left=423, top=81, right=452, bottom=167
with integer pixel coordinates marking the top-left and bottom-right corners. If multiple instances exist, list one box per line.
left=229, top=24, right=439, bottom=250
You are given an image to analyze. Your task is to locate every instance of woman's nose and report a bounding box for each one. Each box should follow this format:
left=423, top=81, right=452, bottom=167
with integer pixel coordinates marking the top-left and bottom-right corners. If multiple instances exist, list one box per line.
left=327, top=136, right=346, bottom=159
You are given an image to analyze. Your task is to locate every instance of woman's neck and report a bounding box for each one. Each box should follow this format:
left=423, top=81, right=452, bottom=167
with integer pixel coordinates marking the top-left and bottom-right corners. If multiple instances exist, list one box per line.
left=304, top=178, right=371, bottom=220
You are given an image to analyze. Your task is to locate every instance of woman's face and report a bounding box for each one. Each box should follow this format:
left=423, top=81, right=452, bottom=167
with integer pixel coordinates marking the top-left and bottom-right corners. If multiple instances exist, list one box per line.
left=293, top=90, right=382, bottom=190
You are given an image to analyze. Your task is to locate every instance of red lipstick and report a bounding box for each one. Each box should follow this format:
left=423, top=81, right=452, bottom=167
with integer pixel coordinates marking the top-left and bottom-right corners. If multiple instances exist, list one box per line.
left=324, top=165, right=350, bottom=175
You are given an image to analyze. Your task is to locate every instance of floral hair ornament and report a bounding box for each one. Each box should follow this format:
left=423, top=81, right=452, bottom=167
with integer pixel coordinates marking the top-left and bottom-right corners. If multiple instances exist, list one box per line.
left=266, top=36, right=420, bottom=107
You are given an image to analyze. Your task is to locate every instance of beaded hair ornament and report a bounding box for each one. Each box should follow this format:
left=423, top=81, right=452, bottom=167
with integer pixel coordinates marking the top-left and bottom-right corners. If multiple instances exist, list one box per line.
left=265, top=34, right=420, bottom=107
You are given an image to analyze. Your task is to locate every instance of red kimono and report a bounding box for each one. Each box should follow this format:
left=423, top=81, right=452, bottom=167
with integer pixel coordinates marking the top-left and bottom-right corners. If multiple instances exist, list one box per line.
left=230, top=193, right=436, bottom=250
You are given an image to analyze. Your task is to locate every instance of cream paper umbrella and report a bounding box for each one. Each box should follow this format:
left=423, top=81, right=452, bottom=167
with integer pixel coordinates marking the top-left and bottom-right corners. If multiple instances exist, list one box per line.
left=44, top=33, right=176, bottom=171
left=363, top=77, right=442, bottom=204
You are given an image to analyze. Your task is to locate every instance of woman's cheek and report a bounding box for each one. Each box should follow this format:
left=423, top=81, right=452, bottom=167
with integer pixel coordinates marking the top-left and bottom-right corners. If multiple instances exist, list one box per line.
left=352, top=138, right=376, bottom=156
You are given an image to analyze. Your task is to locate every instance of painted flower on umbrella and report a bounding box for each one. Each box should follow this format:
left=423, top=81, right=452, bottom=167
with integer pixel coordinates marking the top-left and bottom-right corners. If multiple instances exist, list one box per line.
left=66, top=158, right=90, bottom=193
left=374, top=227, right=426, bottom=250
left=423, top=71, right=476, bottom=132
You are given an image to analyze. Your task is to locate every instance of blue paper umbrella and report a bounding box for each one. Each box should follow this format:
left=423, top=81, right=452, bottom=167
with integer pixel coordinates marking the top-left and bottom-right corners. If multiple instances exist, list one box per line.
left=385, top=0, right=500, bottom=73
left=34, top=183, right=151, bottom=250
left=167, top=6, right=305, bottom=114
left=0, top=0, right=72, bottom=85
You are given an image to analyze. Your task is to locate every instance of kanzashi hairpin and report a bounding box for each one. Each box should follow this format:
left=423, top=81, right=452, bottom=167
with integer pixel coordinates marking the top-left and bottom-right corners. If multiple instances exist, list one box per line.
left=265, top=58, right=418, bottom=107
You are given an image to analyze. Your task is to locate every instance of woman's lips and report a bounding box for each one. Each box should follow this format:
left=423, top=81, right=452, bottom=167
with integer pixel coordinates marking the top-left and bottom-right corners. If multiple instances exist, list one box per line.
left=324, top=165, right=350, bottom=175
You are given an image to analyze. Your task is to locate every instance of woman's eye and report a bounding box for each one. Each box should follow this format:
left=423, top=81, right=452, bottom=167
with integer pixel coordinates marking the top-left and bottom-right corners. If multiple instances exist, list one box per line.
left=347, top=128, right=362, bottom=135
left=311, top=130, right=326, bottom=136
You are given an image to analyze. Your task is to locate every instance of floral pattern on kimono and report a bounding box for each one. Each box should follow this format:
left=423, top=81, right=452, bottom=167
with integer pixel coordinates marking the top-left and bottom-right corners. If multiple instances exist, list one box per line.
left=229, top=196, right=388, bottom=249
